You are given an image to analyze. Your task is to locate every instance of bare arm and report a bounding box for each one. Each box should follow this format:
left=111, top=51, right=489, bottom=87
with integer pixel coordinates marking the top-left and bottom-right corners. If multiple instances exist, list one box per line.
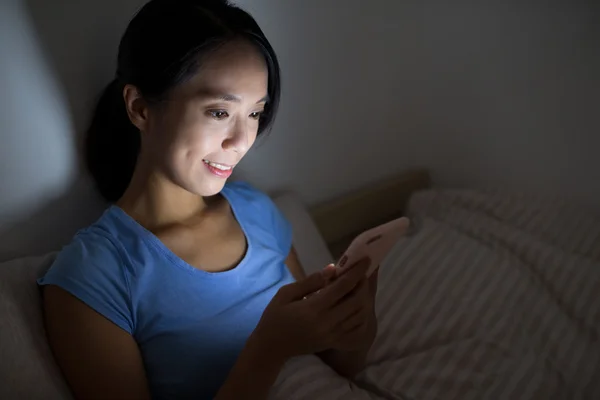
left=43, top=286, right=286, bottom=400
left=284, top=246, right=307, bottom=281
left=43, top=285, right=151, bottom=400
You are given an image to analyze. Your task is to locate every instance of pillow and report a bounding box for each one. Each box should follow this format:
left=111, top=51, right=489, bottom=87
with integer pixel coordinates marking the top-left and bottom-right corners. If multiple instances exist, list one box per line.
left=272, top=191, right=334, bottom=275
left=0, top=252, right=72, bottom=400
left=0, top=195, right=330, bottom=399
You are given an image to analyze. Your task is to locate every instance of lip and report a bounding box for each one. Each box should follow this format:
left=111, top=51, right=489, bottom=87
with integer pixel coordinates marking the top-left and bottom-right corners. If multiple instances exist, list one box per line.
left=203, top=160, right=234, bottom=179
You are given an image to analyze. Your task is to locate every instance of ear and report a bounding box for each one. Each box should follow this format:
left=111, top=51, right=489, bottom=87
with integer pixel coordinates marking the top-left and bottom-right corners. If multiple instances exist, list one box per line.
left=123, top=84, right=149, bottom=132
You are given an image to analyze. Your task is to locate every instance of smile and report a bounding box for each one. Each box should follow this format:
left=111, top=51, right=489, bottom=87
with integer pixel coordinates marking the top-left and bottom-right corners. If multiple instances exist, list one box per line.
left=202, top=160, right=233, bottom=171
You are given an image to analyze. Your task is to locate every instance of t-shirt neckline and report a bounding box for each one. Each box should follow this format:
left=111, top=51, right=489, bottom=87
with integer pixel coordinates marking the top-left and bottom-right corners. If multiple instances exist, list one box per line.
left=108, top=185, right=252, bottom=279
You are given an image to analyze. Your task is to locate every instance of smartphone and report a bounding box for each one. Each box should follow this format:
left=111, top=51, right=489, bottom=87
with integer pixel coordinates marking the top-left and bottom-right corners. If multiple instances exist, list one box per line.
left=336, top=217, right=410, bottom=277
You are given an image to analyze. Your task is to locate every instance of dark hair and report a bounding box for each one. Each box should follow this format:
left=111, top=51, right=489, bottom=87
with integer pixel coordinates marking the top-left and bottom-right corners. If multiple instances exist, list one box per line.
left=85, top=0, right=281, bottom=202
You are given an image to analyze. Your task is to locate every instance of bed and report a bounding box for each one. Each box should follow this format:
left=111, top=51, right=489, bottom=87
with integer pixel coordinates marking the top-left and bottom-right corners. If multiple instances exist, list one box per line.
left=1, top=169, right=599, bottom=399
left=271, top=169, right=600, bottom=400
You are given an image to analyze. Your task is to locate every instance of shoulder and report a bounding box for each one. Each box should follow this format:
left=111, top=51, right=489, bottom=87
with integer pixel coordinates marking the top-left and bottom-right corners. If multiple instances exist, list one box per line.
left=39, top=225, right=136, bottom=333
left=45, top=206, right=146, bottom=281
left=40, top=224, right=134, bottom=297
left=222, top=181, right=277, bottom=214
left=47, top=206, right=134, bottom=276
left=223, top=180, right=270, bottom=202
left=223, top=181, right=293, bottom=254
left=52, top=228, right=125, bottom=271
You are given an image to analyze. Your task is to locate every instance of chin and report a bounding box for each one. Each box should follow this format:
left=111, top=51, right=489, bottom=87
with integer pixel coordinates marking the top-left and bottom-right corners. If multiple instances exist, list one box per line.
left=194, top=177, right=229, bottom=197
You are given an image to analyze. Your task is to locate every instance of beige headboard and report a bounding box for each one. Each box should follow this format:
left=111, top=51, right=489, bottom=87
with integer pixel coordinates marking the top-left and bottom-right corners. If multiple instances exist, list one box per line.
left=309, top=169, right=431, bottom=258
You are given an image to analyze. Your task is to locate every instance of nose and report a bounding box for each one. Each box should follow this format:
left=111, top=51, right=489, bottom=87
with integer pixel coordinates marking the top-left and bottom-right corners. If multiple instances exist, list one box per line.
left=222, top=116, right=250, bottom=153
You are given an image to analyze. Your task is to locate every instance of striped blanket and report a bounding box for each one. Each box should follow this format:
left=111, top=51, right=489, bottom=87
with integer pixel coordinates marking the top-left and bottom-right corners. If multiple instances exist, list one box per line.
left=269, top=189, right=600, bottom=400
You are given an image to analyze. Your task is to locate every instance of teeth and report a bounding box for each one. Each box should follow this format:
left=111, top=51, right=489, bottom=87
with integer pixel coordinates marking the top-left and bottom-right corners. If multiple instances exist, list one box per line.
left=203, top=160, right=232, bottom=171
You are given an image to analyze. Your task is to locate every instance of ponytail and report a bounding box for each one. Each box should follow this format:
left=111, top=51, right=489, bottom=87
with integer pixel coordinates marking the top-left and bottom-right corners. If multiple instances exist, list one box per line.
left=85, top=79, right=140, bottom=203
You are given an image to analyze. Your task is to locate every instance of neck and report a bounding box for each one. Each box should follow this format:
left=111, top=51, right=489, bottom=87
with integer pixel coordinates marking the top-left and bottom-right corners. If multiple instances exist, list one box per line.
left=117, top=161, right=207, bottom=230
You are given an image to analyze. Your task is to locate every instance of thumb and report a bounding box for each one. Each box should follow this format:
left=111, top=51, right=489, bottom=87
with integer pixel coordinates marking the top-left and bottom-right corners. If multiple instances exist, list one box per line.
left=280, top=271, right=328, bottom=302
left=322, top=264, right=336, bottom=282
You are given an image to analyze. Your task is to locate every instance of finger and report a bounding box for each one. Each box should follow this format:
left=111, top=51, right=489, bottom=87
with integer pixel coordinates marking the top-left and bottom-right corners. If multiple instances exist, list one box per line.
left=336, top=257, right=370, bottom=278
left=318, top=279, right=368, bottom=330
left=336, top=276, right=370, bottom=305
left=337, top=258, right=370, bottom=281
left=328, top=294, right=366, bottom=327
left=399, top=216, right=410, bottom=230
left=277, top=271, right=327, bottom=302
left=368, top=267, right=379, bottom=293
left=332, top=314, right=368, bottom=351
left=368, top=266, right=379, bottom=279
left=323, top=263, right=336, bottom=271
left=318, top=259, right=370, bottom=308
left=321, top=264, right=336, bottom=282
left=338, top=310, right=367, bottom=334
left=302, top=264, right=338, bottom=300
left=326, top=299, right=361, bottom=327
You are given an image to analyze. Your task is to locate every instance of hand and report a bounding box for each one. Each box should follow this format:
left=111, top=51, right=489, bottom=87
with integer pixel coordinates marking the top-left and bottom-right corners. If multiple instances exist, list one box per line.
left=322, top=263, right=379, bottom=352
left=252, top=259, right=370, bottom=360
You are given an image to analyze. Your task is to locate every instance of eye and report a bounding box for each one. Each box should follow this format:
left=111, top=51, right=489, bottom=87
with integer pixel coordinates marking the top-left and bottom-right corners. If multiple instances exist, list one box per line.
left=249, top=111, right=263, bottom=120
left=208, top=110, right=229, bottom=120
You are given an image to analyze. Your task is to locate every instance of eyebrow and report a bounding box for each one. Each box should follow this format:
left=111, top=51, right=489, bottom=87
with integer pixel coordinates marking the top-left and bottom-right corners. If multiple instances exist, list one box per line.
left=200, top=91, right=269, bottom=104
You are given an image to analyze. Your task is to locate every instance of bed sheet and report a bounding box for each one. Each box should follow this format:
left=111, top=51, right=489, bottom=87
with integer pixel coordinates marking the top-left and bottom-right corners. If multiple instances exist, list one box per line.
left=269, top=189, right=600, bottom=400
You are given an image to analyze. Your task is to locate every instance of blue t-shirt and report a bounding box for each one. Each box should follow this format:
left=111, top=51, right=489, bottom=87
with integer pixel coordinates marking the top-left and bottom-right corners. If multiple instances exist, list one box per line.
left=39, top=182, right=295, bottom=399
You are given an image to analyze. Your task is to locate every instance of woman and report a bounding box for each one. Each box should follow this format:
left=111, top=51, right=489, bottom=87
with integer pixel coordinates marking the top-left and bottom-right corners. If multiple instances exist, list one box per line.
left=39, top=1, right=378, bottom=399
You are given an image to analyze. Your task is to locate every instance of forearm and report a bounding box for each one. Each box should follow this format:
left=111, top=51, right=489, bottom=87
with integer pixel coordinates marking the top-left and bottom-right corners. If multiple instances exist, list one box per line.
left=215, top=333, right=286, bottom=400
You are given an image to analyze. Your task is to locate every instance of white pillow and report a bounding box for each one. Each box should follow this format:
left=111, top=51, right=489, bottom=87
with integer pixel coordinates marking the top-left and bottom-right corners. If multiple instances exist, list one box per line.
left=272, top=192, right=334, bottom=275
left=0, top=252, right=72, bottom=400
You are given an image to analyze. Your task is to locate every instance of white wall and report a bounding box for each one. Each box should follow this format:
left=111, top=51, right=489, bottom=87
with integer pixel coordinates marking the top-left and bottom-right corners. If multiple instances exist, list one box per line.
left=1, top=0, right=598, bottom=260
left=237, top=0, right=600, bottom=205
left=0, top=0, right=145, bottom=260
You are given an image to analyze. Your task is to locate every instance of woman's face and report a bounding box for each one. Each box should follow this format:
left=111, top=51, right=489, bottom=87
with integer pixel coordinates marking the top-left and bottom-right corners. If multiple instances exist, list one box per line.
left=142, top=40, right=269, bottom=196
